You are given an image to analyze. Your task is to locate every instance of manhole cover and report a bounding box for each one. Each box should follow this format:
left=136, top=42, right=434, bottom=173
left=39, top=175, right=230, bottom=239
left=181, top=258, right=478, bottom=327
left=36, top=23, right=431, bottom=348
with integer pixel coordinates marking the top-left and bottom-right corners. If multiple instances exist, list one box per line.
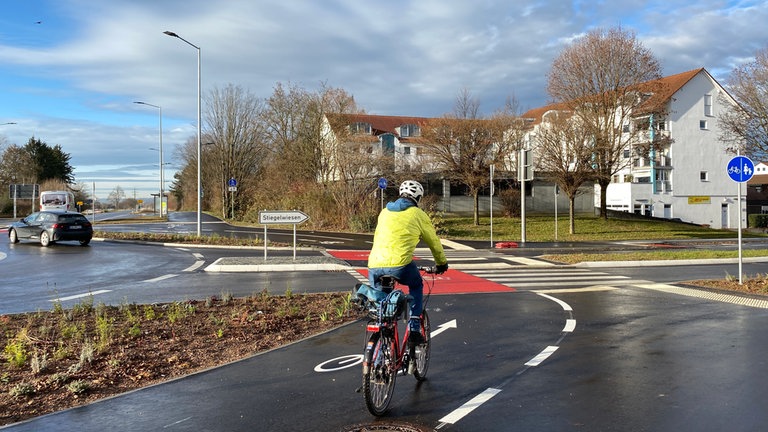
left=340, top=422, right=431, bottom=432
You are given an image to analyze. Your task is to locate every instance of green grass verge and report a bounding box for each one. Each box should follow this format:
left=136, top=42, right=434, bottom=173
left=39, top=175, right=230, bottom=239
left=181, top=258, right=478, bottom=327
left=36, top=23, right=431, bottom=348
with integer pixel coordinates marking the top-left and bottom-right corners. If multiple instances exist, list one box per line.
left=440, top=214, right=760, bottom=242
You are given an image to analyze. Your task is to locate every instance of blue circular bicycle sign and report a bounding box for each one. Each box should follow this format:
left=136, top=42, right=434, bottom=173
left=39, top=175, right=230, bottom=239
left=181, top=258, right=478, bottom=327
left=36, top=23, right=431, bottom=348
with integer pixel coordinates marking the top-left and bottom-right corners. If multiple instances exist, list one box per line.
left=727, top=156, right=755, bottom=183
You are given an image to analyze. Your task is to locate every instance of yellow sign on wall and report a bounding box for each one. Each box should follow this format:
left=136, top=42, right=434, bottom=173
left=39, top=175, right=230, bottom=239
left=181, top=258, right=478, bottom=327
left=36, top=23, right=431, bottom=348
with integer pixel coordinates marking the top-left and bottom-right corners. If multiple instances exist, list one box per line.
left=688, top=196, right=711, bottom=204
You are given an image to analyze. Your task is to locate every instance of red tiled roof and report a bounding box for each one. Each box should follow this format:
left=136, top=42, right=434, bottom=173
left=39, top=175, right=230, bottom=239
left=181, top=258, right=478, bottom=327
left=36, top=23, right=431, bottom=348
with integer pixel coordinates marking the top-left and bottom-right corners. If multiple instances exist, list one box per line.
left=521, top=68, right=707, bottom=124
left=326, top=113, right=435, bottom=142
left=748, top=174, right=768, bottom=185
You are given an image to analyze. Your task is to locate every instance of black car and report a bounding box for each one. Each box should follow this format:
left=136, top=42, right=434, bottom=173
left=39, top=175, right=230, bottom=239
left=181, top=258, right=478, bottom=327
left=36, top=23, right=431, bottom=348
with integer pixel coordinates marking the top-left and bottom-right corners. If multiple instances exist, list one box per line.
left=8, top=210, right=93, bottom=247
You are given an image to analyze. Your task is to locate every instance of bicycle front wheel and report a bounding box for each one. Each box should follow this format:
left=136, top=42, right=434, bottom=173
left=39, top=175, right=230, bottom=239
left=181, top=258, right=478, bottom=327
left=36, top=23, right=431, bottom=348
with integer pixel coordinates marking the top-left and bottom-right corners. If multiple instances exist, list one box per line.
left=363, top=332, right=397, bottom=416
left=413, top=310, right=431, bottom=381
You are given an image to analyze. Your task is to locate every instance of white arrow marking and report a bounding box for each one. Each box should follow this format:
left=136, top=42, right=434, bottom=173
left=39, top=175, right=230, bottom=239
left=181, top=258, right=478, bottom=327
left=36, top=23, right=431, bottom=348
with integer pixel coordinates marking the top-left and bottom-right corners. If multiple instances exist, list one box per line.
left=430, top=319, right=457, bottom=338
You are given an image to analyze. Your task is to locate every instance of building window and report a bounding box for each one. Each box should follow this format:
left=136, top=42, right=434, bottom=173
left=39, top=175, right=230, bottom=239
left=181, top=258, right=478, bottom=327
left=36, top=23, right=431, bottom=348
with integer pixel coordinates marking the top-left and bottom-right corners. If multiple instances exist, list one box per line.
left=622, top=124, right=630, bottom=133
left=403, top=146, right=411, bottom=155
left=700, top=171, right=709, bottom=181
left=401, top=124, right=421, bottom=137
left=700, top=120, right=708, bottom=130
left=350, top=122, right=372, bottom=134
left=623, top=149, right=630, bottom=158
left=704, top=94, right=713, bottom=116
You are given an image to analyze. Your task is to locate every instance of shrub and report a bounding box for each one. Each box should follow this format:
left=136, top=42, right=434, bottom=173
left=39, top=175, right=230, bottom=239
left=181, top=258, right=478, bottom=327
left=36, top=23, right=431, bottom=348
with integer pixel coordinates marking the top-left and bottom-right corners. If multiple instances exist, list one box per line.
left=4, top=329, right=29, bottom=368
left=498, top=187, right=521, bottom=217
left=748, top=214, right=768, bottom=228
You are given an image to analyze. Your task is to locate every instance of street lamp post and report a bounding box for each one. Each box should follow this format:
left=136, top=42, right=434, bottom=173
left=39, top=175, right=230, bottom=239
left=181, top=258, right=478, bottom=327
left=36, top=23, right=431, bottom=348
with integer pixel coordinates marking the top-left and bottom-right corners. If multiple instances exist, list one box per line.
left=164, top=30, right=202, bottom=236
left=134, top=102, right=164, bottom=217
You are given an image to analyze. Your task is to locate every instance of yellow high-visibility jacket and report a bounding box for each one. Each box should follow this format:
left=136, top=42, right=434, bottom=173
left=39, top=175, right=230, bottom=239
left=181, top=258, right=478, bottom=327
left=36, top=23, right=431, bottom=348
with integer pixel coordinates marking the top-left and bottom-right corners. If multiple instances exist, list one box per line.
left=368, top=199, right=447, bottom=268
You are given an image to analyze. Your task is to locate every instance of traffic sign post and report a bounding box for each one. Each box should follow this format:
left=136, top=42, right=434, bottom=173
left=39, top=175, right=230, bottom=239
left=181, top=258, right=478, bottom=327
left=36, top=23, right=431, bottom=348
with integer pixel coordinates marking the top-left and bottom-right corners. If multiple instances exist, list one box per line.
left=228, top=178, right=237, bottom=219
left=378, top=177, right=387, bottom=210
left=258, top=210, right=310, bottom=260
left=726, top=155, right=754, bottom=285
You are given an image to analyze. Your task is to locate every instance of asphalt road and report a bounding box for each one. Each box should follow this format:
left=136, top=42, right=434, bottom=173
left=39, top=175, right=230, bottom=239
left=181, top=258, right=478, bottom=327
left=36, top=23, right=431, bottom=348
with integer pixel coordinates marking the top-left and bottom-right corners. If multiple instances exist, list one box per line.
left=5, top=282, right=768, bottom=431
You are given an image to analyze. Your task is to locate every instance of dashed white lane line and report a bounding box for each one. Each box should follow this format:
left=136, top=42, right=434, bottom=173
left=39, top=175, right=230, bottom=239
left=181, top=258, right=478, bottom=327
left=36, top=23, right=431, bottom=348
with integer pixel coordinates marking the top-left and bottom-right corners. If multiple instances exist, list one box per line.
left=563, top=318, right=577, bottom=332
left=535, top=292, right=573, bottom=311
left=182, top=253, right=206, bottom=272
left=50, top=290, right=112, bottom=302
left=143, top=274, right=179, bottom=283
left=525, top=346, right=560, bottom=367
left=437, top=292, right=576, bottom=429
left=437, top=388, right=502, bottom=427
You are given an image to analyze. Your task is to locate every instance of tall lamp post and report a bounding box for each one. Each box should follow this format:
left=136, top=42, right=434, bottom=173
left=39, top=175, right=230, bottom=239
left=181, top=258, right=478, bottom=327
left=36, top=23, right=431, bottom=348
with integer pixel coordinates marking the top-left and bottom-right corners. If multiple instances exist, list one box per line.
left=134, top=102, right=164, bottom=217
left=164, top=30, right=202, bottom=236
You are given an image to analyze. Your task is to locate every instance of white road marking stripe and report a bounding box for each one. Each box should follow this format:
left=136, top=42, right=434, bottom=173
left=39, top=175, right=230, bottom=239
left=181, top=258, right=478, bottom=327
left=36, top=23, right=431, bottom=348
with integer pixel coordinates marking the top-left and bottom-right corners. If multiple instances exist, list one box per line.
left=525, top=346, right=559, bottom=366
left=347, top=269, right=368, bottom=284
left=449, top=263, right=519, bottom=270
left=438, top=388, right=502, bottom=425
left=536, top=292, right=573, bottom=311
left=489, top=275, right=629, bottom=282
left=50, top=290, right=111, bottom=302
left=500, top=279, right=649, bottom=288
left=563, top=319, right=576, bottom=333
left=470, top=268, right=595, bottom=275
left=143, top=274, right=178, bottom=283
left=534, top=286, right=620, bottom=294
left=635, top=283, right=768, bottom=309
left=184, top=260, right=206, bottom=272
left=501, top=256, right=555, bottom=266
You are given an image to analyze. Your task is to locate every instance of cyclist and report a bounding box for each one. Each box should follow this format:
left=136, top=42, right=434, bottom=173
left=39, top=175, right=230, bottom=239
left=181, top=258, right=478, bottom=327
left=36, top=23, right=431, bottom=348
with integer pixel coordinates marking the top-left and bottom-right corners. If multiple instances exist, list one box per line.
left=367, top=180, right=449, bottom=345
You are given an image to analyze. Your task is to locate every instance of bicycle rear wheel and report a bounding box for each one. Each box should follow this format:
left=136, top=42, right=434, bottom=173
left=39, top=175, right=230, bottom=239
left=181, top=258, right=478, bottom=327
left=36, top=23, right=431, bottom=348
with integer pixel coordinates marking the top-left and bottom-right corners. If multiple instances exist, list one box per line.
left=412, top=310, right=431, bottom=381
left=363, top=332, right=397, bottom=416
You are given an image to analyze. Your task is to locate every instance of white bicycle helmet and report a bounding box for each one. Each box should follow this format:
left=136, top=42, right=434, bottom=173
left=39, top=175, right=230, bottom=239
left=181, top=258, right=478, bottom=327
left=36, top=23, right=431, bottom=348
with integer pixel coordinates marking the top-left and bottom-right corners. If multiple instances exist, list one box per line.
left=399, top=180, right=424, bottom=204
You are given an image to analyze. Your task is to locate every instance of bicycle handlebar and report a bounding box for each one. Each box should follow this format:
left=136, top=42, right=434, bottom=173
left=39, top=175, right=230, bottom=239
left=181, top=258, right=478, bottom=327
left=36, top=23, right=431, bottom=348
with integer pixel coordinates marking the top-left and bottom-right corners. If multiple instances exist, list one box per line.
left=419, top=266, right=437, bottom=274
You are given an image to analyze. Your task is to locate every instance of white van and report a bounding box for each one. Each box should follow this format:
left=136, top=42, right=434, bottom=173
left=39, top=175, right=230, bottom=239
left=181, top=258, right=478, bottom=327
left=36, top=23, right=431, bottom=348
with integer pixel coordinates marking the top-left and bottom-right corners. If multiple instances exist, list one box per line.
left=40, top=190, right=75, bottom=211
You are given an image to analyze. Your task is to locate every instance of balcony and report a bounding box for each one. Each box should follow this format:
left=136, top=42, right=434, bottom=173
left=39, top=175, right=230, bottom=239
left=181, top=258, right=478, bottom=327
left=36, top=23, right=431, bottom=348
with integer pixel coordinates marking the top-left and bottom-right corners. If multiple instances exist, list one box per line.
left=633, top=155, right=672, bottom=169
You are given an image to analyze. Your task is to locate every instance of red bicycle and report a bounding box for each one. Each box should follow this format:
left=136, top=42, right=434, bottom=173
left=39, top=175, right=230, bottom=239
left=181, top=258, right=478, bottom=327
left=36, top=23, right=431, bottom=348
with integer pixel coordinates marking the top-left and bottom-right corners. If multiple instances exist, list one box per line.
left=353, top=266, right=436, bottom=416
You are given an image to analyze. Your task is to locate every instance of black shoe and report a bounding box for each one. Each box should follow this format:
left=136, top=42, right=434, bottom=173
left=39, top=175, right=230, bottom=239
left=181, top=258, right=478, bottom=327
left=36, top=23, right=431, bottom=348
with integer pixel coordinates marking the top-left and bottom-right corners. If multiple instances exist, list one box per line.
left=409, top=331, right=424, bottom=347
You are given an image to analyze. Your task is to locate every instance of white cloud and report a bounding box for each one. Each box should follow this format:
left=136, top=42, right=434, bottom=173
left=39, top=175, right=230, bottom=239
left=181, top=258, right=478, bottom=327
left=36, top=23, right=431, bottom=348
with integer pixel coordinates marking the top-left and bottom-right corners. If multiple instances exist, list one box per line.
left=0, top=0, right=767, bottom=198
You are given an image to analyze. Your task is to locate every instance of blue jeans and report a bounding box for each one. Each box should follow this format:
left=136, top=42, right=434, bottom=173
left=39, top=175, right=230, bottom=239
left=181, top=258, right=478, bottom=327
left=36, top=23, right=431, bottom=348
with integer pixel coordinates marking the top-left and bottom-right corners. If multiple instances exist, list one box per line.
left=368, top=261, right=423, bottom=318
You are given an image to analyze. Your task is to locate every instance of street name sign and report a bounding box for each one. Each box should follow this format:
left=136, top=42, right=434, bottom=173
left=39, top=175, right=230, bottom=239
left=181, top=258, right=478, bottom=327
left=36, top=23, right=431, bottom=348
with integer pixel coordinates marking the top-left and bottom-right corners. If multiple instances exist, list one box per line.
left=259, top=210, right=309, bottom=225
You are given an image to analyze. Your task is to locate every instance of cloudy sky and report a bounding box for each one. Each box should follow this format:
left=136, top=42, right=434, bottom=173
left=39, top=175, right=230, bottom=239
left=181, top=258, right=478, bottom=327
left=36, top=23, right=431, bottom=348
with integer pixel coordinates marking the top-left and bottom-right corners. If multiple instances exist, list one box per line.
left=1, top=0, right=766, bottom=200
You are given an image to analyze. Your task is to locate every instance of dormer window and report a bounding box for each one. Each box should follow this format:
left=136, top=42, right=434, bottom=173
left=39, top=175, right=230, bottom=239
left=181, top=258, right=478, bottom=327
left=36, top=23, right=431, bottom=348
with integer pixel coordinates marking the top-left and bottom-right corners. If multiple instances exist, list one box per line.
left=350, top=122, right=372, bottom=134
left=400, top=124, right=421, bottom=137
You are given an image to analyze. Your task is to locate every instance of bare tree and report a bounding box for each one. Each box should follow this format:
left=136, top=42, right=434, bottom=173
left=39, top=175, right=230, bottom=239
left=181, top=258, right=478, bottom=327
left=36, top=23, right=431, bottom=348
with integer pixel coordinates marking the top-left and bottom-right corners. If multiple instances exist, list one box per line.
left=260, top=82, right=360, bottom=186
left=204, top=84, right=267, bottom=218
left=533, top=110, right=594, bottom=233
left=454, top=88, right=480, bottom=119
left=422, top=92, right=521, bottom=225
left=170, top=137, right=199, bottom=211
left=718, top=45, right=768, bottom=158
left=547, top=27, right=663, bottom=219
left=107, top=186, right=125, bottom=210
left=0, top=144, right=37, bottom=186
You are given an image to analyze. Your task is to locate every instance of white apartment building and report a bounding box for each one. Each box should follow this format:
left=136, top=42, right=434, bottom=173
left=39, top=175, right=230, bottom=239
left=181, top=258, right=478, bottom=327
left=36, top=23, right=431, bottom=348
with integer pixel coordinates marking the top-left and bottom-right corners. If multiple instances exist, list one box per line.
left=323, top=69, right=744, bottom=226
left=523, top=68, right=743, bottom=229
